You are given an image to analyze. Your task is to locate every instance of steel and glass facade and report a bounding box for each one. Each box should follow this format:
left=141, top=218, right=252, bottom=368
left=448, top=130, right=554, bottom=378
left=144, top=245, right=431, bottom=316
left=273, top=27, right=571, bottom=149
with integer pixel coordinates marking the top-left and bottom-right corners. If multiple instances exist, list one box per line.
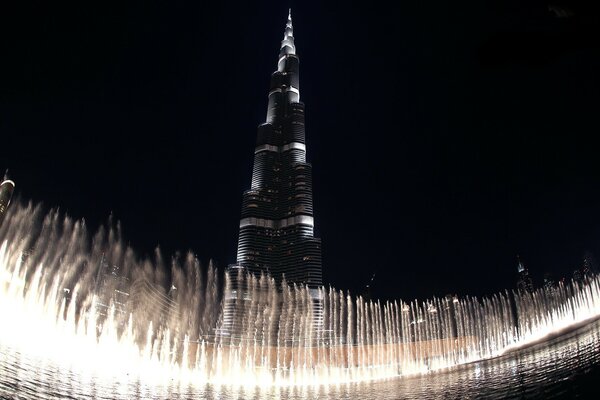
left=231, top=10, right=322, bottom=288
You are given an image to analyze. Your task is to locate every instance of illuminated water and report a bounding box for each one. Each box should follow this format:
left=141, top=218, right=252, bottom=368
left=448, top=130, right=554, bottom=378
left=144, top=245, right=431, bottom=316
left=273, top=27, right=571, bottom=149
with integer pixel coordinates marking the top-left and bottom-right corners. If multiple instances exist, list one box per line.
left=3, top=319, right=600, bottom=399
left=1, top=201, right=600, bottom=398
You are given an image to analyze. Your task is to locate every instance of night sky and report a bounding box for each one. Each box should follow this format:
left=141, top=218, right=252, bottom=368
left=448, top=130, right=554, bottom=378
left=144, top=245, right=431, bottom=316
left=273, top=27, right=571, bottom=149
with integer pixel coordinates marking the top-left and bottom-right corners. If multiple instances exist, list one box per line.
left=2, top=1, right=599, bottom=302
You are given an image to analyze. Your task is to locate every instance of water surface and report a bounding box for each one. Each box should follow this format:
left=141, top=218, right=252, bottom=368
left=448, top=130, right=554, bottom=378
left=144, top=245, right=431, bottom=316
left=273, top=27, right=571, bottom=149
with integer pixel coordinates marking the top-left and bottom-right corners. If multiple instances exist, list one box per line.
left=2, top=319, right=599, bottom=399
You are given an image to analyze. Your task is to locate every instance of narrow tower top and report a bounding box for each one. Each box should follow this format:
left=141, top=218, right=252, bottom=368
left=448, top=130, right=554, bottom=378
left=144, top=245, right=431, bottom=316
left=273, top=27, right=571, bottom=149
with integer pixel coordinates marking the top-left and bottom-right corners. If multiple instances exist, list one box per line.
left=517, top=255, right=525, bottom=273
left=280, top=9, right=296, bottom=58
left=1, top=170, right=14, bottom=188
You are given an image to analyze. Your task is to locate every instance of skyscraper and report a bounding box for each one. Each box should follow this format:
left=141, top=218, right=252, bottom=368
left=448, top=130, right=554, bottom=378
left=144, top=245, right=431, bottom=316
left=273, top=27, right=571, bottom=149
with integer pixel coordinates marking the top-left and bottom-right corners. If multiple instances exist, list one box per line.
left=230, top=10, right=322, bottom=288
left=218, top=11, right=323, bottom=340
left=516, top=255, right=534, bottom=293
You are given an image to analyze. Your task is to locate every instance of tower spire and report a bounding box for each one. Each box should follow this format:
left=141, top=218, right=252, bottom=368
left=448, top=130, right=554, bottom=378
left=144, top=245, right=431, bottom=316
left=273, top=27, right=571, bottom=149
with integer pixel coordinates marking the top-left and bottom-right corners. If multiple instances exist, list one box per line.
left=517, top=255, right=525, bottom=272
left=280, top=9, right=295, bottom=57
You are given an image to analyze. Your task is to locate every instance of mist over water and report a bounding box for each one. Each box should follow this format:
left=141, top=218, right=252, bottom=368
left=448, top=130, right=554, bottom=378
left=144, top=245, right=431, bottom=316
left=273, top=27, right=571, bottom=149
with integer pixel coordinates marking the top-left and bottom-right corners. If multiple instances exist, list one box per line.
left=2, top=199, right=600, bottom=395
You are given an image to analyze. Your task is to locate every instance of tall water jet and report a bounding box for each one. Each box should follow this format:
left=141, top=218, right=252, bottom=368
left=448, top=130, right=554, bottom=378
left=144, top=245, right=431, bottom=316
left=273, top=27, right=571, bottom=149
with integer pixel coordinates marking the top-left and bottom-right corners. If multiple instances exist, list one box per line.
left=2, top=200, right=600, bottom=386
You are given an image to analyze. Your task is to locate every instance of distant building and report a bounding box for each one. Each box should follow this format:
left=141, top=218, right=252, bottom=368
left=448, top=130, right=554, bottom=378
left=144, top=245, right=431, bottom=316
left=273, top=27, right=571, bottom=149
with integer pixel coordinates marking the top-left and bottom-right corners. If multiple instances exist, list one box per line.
left=543, top=272, right=556, bottom=291
left=573, top=267, right=584, bottom=284
left=570, top=253, right=598, bottom=285
left=93, top=255, right=130, bottom=321
left=0, top=172, right=15, bottom=226
left=582, top=251, right=598, bottom=278
left=129, top=278, right=179, bottom=330
left=92, top=254, right=180, bottom=335
left=516, top=255, right=534, bottom=293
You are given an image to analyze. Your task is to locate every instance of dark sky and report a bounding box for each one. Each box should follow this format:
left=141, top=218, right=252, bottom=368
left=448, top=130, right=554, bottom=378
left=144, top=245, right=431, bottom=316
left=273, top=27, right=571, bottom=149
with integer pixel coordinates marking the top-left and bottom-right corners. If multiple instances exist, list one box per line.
left=1, top=1, right=599, bottom=301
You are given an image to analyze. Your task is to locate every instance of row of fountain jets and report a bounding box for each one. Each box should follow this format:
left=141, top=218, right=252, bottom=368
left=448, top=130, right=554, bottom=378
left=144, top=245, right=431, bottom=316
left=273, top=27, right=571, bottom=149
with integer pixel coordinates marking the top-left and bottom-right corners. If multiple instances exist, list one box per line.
left=1, top=183, right=600, bottom=385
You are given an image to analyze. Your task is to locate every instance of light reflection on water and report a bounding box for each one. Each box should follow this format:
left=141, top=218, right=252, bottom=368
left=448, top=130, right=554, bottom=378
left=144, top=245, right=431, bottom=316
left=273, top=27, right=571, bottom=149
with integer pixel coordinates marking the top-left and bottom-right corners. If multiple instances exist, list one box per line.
left=2, top=319, right=600, bottom=399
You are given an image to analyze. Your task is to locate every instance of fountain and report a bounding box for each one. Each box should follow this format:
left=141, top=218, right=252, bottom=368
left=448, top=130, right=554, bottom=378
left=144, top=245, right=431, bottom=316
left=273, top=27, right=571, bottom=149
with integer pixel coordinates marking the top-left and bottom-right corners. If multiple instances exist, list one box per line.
left=1, top=200, right=600, bottom=388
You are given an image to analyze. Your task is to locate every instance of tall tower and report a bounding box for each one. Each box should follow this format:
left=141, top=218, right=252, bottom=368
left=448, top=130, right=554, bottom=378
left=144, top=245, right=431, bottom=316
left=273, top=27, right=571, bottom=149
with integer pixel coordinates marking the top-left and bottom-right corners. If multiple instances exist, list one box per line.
left=516, top=255, right=534, bottom=293
left=231, top=10, right=322, bottom=288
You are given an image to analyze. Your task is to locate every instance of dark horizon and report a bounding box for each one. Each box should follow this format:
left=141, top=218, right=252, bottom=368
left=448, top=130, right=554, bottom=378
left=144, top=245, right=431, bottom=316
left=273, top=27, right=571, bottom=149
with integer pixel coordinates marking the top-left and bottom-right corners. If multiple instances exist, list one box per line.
left=1, top=1, right=599, bottom=302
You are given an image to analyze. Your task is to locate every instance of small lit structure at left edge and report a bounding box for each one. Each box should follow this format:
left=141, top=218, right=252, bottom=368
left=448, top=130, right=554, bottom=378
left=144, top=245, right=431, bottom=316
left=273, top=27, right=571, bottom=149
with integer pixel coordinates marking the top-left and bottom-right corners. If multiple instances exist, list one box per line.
left=0, top=171, right=15, bottom=227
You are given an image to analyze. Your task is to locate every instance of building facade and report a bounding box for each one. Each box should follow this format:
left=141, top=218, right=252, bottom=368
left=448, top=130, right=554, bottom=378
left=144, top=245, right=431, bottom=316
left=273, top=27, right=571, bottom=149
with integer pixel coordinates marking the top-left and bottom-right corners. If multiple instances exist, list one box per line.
left=93, top=255, right=131, bottom=322
left=129, top=278, right=180, bottom=333
left=230, top=10, right=322, bottom=288
left=220, top=11, right=323, bottom=340
left=516, top=255, right=534, bottom=293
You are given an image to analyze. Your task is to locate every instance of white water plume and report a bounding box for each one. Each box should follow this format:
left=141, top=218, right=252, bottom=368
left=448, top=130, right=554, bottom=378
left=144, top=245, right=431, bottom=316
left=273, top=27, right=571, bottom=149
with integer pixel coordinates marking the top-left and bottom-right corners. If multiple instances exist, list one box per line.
left=1, top=200, right=600, bottom=386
